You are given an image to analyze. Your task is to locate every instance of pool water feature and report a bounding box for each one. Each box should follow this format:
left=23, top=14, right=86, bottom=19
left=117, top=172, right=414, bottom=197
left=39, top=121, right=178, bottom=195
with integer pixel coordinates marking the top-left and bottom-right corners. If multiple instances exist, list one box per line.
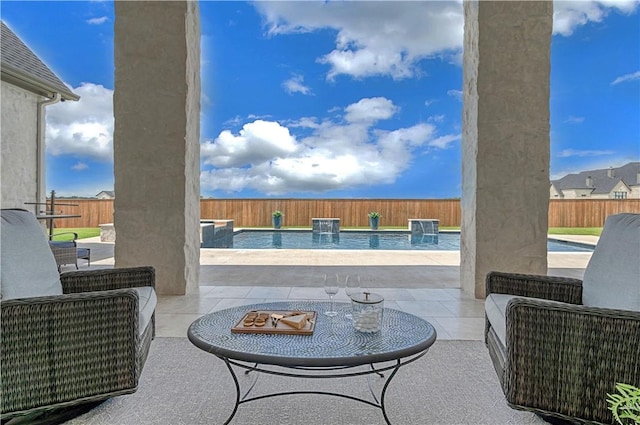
left=202, top=230, right=594, bottom=252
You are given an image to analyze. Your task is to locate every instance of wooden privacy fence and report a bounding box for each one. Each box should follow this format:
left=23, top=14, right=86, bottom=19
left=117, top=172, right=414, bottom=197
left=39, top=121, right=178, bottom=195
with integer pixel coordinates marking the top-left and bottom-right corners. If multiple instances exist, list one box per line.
left=42, top=199, right=115, bottom=229
left=44, top=198, right=640, bottom=229
left=200, top=199, right=462, bottom=228
left=547, top=199, right=640, bottom=227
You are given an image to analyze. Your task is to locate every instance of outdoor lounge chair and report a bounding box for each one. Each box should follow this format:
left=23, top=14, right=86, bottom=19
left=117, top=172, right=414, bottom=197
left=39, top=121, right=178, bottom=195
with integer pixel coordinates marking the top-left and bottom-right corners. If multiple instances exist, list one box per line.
left=49, top=231, right=91, bottom=271
left=1, top=209, right=156, bottom=423
left=484, top=213, right=640, bottom=424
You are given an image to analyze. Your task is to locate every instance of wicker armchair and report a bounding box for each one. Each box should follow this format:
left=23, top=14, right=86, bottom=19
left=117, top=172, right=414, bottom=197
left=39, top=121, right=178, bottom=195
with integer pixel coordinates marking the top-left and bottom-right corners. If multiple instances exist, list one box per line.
left=484, top=213, right=640, bottom=425
left=49, top=232, right=92, bottom=271
left=1, top=209, right=156, bottom=422
left=49, top=232, right=79, bottom=271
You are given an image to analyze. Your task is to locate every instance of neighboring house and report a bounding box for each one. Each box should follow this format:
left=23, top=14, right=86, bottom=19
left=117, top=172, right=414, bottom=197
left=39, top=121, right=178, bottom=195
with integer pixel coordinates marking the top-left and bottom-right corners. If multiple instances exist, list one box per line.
left=550, top=162, right=640, bottom=199
left=0, top=21, right=79, bottom=210
left=96, top=190, right=115, bottom=199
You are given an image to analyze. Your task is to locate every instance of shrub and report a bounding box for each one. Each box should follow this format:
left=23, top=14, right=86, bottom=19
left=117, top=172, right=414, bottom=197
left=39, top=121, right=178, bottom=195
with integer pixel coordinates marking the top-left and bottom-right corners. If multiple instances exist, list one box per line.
left=608, top=383, right=640, bottom=425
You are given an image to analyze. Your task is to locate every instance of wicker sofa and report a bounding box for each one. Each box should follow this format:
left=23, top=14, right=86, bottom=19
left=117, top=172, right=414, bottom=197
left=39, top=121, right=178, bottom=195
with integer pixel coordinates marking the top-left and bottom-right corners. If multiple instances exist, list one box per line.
left=1, top=209, right=156, bottom=422
left=484, top=213, right=640, bottom=424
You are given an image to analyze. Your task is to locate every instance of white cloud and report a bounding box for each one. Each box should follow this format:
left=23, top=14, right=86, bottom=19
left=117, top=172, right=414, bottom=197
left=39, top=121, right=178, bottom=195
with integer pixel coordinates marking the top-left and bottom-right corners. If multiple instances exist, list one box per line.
left=71, top=161, right=89, bottom=171
left=247, top=113, right=272, bottom=121
left=201, top=120, right=298, bottom=168
left=86, top=16, right=108, bottom=25
left=287, top=117, right=321, bottom=129
left=424, top=99, right=437, bottom=107
left=282, top=73, right=313, bottom=95
left=558, top=148, right=614, bottom=157
left=344, top=97, right=398, bottom=123
left=429, top=134, right=461, bottom=149
left=254, top=1, right=637, bottom=81
left=318, top=48, right=416, bottom=81
left=254, top=1, right=464, bottom=80
left=611, top=70, right=640, bottom=85
left=553, top=1, right=638, bottom=36
left=43, top=87, right=461, bottom=198
left=375, top=124, right=439, bottom=165
left=565, top=115, right=585, bottom=124
left=201, top=97, right=459, bottom=195
left=447, top=89, right=462, bottom=101
left=46, top=83, right=114, bottom=162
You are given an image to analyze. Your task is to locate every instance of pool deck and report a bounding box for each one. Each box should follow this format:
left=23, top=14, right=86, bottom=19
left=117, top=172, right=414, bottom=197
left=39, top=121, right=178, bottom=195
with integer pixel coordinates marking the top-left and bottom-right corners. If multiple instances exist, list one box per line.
left=81, top=235, right=595, bottom=270
left=71, top=234, right=595, bottom=339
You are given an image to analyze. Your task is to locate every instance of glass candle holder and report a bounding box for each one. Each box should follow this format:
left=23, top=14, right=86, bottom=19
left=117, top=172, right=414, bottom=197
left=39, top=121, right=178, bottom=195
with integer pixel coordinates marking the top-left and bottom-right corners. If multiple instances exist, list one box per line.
left=349, top=291, right=384, bottom=333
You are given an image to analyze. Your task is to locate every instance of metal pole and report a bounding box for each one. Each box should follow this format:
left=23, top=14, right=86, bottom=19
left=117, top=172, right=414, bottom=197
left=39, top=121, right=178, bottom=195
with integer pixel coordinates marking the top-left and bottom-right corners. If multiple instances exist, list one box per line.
left=48, top=190, right=56, bottom=240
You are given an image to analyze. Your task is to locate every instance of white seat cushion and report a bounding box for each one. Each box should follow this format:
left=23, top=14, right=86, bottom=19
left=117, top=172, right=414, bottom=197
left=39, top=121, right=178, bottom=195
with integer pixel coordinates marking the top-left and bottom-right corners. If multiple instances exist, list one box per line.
left=1, top=210, right=62, bottom=300
left=133, top=286, right=157, bottom=336
left=582, top=213, right=640, bottom=311
left=485, top=294, right=515, bottom=347
left=485, top=293, right=564, bottom=347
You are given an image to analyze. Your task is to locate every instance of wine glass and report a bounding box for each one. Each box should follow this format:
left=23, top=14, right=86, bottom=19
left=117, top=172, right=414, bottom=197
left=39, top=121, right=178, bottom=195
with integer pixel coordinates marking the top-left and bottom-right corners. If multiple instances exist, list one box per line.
left=323, top=274, right=339, bottom=317
left=359, top=274, right=373, bottom=295
left=344, top=275, right=361, bottom=320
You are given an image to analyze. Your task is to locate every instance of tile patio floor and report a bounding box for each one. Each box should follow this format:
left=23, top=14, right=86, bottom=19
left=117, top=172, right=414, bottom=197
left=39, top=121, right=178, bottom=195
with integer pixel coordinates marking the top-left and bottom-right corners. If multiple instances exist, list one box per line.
left=71, top=235, right=595, bottom=341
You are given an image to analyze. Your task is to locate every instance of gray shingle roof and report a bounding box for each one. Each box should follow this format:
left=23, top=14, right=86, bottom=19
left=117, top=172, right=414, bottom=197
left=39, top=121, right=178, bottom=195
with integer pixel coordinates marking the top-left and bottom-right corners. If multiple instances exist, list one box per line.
left=1, top=21, right=78, bottom=101
left=552, top=162, right=640, bottom=194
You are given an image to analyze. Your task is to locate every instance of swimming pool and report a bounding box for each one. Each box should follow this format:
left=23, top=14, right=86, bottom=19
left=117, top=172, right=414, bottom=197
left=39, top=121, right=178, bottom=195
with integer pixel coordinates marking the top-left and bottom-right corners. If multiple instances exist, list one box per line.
left=202, top=230, right=595, bottom=252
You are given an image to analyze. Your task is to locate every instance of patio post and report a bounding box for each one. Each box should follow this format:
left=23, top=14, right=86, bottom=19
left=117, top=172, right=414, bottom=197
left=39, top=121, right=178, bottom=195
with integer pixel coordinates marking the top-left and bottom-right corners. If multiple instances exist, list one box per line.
left=461, top=1, right=552, bottom=298
left=114, top=1, right=201, bottom=295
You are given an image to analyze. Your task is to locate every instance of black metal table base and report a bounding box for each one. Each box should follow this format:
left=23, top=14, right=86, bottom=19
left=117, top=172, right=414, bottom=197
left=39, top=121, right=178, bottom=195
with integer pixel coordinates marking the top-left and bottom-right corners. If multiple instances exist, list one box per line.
left=219, top=349, right=429, bottom=425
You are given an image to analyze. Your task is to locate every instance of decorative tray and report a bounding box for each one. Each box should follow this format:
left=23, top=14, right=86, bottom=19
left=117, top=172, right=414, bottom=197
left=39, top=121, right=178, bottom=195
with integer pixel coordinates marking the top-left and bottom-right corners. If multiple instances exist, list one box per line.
left=230, top=310, right=317, bottom=335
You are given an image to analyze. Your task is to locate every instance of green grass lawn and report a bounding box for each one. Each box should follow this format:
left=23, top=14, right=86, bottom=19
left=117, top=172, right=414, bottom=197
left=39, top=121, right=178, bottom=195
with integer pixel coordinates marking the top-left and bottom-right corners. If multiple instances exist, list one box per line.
left=548, top=227, right=602, bottom=236
left=359, top=226, right=602, bottom=235
left=344, top=226, right=602, bottom=235
left=50, top=228, right=101, bottom=241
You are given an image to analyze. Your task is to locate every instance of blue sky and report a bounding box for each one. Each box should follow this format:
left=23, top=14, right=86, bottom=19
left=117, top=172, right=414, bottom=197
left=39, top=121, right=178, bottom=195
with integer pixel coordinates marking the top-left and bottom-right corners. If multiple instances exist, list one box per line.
left=2, top=1, right=639, bottom=198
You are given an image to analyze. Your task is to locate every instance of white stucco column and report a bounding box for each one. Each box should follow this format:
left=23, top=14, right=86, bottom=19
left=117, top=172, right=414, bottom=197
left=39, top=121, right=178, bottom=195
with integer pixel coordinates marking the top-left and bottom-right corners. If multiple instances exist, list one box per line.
left=114, top=1, right=201, bottom=295
left=461, top=1, right=552, bottom=298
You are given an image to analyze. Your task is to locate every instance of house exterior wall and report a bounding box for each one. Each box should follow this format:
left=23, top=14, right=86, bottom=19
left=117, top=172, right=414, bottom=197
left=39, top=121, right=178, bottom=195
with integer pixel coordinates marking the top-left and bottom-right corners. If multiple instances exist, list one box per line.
left=559, top=189, right=640, bottom=199
left=561, top=188, right=594, bottom=199
left=550, top=185, right=562, bottom=198
left=607, top=181, right=631, bottom=199
left=559, top=182, right=634, bottom=199
left=589, top=193, right=610, bottom=199
left=552, top=165, right=640, bottom=199
left=1, top=81, right=40, bottom=210
left=96, top=192, right=114, bottom=199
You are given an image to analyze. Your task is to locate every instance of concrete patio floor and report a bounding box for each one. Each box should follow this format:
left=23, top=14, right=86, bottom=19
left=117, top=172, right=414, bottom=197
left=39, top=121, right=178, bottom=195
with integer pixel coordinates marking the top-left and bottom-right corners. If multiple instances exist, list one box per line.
left=69, top=235, right=594, bottom=341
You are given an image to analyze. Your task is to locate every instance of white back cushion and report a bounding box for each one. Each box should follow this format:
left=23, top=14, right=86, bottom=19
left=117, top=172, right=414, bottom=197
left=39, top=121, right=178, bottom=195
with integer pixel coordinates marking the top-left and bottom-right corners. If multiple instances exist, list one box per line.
left=1, top=209, right=63, bottom=300
left=134, top=287, right=157, bottom=336
left=582, top=213, right=640, bottom=311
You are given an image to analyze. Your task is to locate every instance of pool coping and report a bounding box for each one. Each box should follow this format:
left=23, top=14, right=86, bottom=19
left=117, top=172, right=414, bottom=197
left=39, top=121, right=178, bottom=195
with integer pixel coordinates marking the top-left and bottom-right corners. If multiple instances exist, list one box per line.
left=227, top=228, right=596, bottom=251
left=233, top=228, right=459, bottom=235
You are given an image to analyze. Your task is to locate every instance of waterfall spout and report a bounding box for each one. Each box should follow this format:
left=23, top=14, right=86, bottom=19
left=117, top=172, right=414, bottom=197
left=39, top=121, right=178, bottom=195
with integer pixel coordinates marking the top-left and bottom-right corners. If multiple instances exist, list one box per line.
left=409, top=219, right=439, bottom=236
left=312, top=218, right=340, bottom=234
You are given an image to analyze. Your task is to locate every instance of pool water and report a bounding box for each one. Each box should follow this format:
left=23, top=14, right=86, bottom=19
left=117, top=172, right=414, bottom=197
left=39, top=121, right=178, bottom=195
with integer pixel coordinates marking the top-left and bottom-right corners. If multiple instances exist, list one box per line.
left=203, top=231, right=594, bottom=252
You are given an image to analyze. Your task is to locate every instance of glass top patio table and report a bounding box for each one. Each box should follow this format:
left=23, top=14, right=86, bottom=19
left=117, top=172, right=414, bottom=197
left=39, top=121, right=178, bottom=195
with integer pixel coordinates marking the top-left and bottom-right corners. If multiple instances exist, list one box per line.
left=188, top=301, right=437, bottom=368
